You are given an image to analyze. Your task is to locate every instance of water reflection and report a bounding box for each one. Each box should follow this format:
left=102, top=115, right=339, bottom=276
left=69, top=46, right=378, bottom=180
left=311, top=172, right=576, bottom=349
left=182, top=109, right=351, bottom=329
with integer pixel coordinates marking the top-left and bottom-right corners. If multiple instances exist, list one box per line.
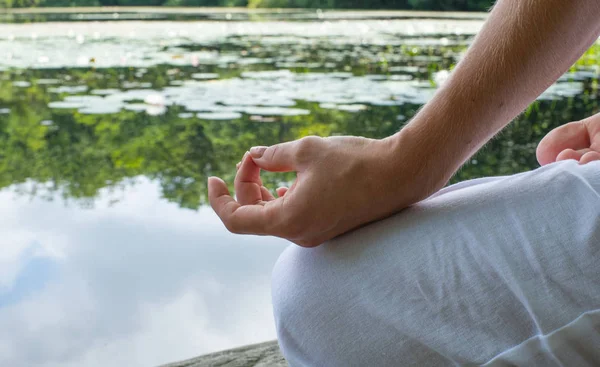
left=0, top=64, right=598, bottom=209
left=0, top=9, right=487, bottom=24
left=0, top=14, right=599, bottom=366
left=0, top=178, right=288, bottom=366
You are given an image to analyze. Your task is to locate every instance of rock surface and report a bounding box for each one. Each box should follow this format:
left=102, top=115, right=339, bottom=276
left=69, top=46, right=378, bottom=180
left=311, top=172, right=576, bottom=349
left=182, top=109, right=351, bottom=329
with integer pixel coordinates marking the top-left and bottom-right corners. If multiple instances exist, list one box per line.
left=160, top=340, right=287, bottom=367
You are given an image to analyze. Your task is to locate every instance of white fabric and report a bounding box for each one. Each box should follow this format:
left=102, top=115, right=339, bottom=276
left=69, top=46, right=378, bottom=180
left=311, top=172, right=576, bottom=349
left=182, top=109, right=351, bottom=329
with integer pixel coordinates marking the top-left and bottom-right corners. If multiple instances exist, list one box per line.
left=271, top=160, right=600, bottom=366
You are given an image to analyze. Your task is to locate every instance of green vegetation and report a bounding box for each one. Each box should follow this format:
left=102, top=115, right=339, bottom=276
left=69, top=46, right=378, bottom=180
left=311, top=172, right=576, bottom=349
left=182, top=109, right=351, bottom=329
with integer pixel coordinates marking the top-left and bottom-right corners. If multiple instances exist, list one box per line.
left=1, top=62, right=599, bottom=209
left=574, top=43, right=600, bottom=69
left=0, top=26, right=598, bottom=209
left=0, top=0, right=495, bottom=11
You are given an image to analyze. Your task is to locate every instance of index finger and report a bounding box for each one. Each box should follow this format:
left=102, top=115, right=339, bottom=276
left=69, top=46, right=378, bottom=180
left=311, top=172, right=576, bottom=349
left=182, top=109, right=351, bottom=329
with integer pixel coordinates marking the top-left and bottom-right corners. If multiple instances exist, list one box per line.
left=208, top=176, right=281, bottom=235
left=234, top=152, right=264, bottom=206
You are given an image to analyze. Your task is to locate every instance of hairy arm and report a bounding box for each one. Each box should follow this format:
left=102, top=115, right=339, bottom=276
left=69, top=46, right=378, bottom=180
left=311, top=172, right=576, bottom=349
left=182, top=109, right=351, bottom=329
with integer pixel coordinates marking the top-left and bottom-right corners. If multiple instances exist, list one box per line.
left=210, top=0, right=600, bottom=247
left=391, top=0, right=600, bottom=191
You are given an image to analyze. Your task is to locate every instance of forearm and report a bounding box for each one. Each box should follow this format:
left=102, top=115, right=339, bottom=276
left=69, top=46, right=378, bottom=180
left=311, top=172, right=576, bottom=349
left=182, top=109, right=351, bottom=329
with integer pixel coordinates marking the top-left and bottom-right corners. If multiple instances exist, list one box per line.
left=389, top=0, right=600, bottom=192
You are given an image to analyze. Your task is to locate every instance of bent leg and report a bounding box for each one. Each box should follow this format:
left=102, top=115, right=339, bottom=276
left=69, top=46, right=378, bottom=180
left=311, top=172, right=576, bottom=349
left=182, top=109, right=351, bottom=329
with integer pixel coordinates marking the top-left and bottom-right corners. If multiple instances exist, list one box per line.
left=271, top=161, right=600, bottom=366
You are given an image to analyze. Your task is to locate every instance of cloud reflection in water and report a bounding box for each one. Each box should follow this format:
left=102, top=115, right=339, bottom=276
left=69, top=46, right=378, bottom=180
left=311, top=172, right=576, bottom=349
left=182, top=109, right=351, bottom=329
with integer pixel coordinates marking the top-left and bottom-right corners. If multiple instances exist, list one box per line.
left=0, top=178, right=288, bottom=366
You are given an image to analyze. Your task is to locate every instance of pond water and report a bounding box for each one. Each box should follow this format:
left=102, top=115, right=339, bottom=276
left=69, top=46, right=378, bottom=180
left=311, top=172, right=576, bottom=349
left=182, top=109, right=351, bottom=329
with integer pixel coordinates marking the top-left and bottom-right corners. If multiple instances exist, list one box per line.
left=0, top=10, right=599, bottom=367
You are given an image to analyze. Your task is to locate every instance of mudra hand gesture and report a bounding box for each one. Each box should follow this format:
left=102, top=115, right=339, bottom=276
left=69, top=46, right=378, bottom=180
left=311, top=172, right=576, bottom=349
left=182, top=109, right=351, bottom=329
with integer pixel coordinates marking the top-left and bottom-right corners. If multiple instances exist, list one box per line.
left=209, top=111, right=600, bottom=247
left=208, top=134, right=437, bottom=247
left=209, top=0, right=600, bottom=247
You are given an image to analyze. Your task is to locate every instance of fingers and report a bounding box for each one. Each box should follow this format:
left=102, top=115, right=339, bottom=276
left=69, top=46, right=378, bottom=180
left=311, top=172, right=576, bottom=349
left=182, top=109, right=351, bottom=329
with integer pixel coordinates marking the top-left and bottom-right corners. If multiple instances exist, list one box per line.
left=556, top=148, right=587, bottom=162
left=235, top=151, right=277, bottom=202
left=249, top=141, right=299, bottom=172
left=582, top=114, right=600, bottom=151
left=537, top=121, right=590, bottom=166
left=555, top=148, right=600, bottom=164
left=261, top=186, right=276, bottom=201
left=209, top=175, right=281, bottom=235
left=580, top=151, right=600, bottom=164
left=234, top=152, right=263, bottom=205
left=276, top=187, right=288, bottom=197
left=208, top=176, right=242, bottom=227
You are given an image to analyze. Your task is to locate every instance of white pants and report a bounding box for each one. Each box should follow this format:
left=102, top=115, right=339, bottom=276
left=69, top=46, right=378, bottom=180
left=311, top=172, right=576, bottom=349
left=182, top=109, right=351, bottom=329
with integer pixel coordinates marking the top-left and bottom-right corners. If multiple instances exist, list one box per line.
left=271, top=161, right=600, bottom=366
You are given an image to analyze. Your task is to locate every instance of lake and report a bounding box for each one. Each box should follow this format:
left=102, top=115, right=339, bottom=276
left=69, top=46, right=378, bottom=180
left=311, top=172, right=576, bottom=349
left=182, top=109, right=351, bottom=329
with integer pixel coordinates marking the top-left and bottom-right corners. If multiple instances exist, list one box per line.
left=0, top=8, right=598, bottom=367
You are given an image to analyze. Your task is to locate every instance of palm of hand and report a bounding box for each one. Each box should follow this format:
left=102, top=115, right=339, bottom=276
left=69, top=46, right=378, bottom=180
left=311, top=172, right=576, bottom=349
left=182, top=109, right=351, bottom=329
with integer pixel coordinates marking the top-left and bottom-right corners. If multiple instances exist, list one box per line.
left=537, top=113, right=600, bottom=165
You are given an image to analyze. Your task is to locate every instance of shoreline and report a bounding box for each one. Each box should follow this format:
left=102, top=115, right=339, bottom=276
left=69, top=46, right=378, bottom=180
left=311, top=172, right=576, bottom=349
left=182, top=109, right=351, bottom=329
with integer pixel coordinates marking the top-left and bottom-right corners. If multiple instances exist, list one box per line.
left=0, top=7, right=488, bottom=19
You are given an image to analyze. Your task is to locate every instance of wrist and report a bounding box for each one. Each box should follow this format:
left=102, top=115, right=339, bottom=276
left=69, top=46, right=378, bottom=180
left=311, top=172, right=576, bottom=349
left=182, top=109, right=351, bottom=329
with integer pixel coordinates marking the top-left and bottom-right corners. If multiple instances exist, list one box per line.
left=382, top=105, right=468, bottom=198
left=378, top=128, right=447, bottom=205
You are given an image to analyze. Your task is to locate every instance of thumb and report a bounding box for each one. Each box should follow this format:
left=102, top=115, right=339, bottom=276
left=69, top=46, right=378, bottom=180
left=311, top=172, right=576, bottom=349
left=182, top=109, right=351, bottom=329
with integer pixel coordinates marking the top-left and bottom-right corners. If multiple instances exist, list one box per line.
left=249, top=141, right=298, bottom=172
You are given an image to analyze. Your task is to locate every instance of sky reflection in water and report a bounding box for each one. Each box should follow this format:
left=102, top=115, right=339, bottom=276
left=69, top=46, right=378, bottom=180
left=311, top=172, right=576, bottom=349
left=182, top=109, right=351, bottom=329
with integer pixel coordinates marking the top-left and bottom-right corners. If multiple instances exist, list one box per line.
left=0, top=178, right=288, bottom=366
left=0, top=12, right=599, bottom=366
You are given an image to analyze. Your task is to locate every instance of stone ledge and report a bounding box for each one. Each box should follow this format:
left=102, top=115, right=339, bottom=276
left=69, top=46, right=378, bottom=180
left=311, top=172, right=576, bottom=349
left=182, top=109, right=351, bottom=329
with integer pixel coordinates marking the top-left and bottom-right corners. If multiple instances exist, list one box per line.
left=160, top=340, right=286, bottom=367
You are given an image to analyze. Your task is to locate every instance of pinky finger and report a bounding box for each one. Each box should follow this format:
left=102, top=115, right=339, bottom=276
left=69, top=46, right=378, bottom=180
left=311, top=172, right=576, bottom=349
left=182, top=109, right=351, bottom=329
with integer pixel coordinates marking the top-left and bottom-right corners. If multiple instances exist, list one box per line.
left=580, top=151, right=600, bottom=164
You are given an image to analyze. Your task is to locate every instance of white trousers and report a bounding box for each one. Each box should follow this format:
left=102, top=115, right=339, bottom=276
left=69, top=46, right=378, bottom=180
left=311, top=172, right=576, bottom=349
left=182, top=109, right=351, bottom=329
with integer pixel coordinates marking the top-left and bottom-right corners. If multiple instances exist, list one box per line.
left=271, top=161, right=600, bottom=366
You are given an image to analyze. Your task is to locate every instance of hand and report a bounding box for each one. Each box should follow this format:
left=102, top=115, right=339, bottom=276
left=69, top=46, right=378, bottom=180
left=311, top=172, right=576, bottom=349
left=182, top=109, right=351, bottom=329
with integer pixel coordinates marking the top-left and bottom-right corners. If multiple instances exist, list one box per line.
left=537, top=112, right=600, bottom=166
left=208, top=135, right=436, bottom=247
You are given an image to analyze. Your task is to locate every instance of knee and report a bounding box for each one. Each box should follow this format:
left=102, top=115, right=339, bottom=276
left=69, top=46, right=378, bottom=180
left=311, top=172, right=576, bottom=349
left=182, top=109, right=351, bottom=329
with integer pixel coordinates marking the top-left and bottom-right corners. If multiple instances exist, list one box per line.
left=271, top=245, right=329, bottom=365
left=271, top=245, right=316, bottom=332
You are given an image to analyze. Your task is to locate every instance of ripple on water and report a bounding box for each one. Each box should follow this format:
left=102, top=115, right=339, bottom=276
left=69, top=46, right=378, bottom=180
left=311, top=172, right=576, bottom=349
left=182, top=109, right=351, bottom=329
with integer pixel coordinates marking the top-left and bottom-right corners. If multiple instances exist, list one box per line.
left=122, top=81, right=152, bottom=89
left=147, top=105, right=167, bottom=116
left=64, top=95, right=105, bottom=103
left=243, top=107, right=310, bottom=116
left=241, top=70, right=293, bottom=79
left=123, top=103, right=148, bottom=112
left=45, top=69, right=437, bottom=116
left=106, top=90, right=158, bottom=102
left=48, top=101, right=84, bottom=109
left=0, top=19, right=482, bottom=70
left=319, top=103, right=370, bottom=112
left=196, top=112, right=242, bottom=120
left=37, top=79, right=61, bottom=85
left=91, top=89, right=122, bottom=96
left=49, top=85, right=88, bottom=94
left=79, top=105, right=123, bottom=114
left=13, top=81, right=31, bottom=87
left=191, top=73, right=220, bottom=80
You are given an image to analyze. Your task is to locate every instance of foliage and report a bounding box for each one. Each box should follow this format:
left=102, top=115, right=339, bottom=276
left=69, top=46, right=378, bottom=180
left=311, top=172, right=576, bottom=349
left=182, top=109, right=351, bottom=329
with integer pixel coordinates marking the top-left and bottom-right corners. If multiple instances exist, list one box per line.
left=0, top=0, right=42, bottom=8
left=573, top=43, right=600, bottom=70
left=407, top=0, right=491, bottom=11
left=41, top=0, right=100, bottom=6
left=0, top=32, right=599, bottom=209
left=0, top=0, right=495, bottom=11
left=248, top=0, right=333, bottom=9
left=1, top=62, right=599, bottom=209
left=164, top=0, right=246, bottom=6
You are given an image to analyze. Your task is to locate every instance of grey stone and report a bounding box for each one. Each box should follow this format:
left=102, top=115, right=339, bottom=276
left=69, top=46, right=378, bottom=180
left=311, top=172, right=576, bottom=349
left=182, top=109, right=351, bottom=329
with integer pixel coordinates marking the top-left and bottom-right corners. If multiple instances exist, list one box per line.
left=159, top=340, right=287, bottom=367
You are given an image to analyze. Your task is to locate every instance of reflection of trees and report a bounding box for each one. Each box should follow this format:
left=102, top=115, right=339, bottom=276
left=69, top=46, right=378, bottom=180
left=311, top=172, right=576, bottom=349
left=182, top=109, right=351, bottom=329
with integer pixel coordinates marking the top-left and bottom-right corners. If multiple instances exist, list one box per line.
left=1, top=0, right=495, bottom=11
left=1, top=65, right=599, bottom=209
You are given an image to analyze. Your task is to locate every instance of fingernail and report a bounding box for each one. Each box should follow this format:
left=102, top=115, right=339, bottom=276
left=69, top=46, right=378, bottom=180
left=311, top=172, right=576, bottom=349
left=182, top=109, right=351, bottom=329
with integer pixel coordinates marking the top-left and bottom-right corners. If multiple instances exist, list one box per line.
left=236, top=161, right=241, bottom=170
left=250, top=146, right=267, bottom=159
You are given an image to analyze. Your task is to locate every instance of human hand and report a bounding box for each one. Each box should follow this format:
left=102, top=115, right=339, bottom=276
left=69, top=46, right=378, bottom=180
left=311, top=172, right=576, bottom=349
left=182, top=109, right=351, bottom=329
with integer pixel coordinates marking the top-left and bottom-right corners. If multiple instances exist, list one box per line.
left=208, top=135, right=437, bottom=247
left=537, top=112, right=600, bottom=166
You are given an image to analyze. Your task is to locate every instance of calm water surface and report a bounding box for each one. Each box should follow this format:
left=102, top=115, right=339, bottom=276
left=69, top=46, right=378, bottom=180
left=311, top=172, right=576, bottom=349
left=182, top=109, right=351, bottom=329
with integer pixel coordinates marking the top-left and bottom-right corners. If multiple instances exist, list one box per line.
left=0, top=10, right=598, bottom=366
